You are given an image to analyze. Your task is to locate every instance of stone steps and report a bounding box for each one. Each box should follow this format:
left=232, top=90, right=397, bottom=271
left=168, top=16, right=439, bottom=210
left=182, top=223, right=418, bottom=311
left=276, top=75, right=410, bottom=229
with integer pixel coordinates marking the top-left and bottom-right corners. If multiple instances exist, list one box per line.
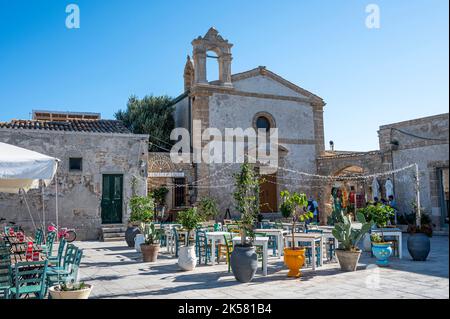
left=100, top=224, right=126, bottom=242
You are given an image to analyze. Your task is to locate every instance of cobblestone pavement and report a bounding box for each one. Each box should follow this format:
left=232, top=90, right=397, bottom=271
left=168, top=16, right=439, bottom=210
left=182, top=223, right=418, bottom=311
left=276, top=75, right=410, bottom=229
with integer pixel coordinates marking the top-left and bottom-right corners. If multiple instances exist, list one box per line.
left=76, top=235, right=449, bottom=299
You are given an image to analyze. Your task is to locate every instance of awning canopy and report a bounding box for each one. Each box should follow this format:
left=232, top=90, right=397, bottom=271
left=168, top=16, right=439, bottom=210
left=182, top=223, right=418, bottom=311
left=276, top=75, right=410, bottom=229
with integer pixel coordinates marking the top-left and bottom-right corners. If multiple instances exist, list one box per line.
left=0, top=142, right=59, bottom=193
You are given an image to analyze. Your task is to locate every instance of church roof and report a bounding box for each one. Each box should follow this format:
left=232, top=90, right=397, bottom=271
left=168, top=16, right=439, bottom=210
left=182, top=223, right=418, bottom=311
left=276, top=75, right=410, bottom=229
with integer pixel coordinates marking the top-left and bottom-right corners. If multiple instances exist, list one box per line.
left=230, top=66, right=325, bottom=104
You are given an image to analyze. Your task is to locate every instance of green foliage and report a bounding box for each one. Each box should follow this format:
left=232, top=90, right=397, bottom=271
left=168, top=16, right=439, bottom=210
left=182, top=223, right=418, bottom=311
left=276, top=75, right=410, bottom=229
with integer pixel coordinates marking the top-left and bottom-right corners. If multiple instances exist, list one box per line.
left=233, top=163, right=260, bottom=246
left=115, top=95, right=174, bottom=152
left=150, top=186, right=169, bottom=207
left=140, top=222, right=161, bottom=245
left=197, top=197, right=219, bottom=221
left=332, top=211, right=373, bottom=251
left=58, top=279, right=87, bottom=291
left=358, top=203, right=394, bottom=228
left=279, top=190, right=312, bottom=250
left=370, top=233, right=383, bottom=243
left=177, top=207, right=204, bottom=245
left=129, top=195, right=155, bottom=223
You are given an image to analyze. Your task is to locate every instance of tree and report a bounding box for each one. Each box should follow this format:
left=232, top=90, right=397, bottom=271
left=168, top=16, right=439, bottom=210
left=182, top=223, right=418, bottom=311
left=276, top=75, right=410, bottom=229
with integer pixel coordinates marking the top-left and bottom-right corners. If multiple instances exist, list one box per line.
left=115, top=95, right=174, bottom=152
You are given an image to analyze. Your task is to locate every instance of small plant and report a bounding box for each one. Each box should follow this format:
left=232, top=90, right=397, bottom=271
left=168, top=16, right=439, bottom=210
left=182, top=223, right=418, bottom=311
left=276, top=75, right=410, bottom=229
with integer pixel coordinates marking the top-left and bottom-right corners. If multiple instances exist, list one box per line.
left=197, top=197, right=220, bottom=221
left=233, top=162, right=260, bottom=246
left=370, top=233, right=383, bottom=243
left=129, top=195, right=154, bottom=223
left=280, top=190, right=313, bottom=250
left=139, top=222, right=161, bottom=245
left=177, top=207, right=204, bottom=246
left=332, top=211, right=373, bottom=251
left=57, top=279, right=87, bottom=291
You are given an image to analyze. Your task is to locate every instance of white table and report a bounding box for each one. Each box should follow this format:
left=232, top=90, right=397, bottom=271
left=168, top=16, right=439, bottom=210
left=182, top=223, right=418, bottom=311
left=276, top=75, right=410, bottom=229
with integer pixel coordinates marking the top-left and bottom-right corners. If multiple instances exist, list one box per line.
left=205, top=231, right=231, bottom=266
left=232, top=236, right=269, bottom=276
left=371, top=228, right=403, bottom=258
left=284, top=233, right=323, bottom=270
left=253, top=229, right=288, bottom=258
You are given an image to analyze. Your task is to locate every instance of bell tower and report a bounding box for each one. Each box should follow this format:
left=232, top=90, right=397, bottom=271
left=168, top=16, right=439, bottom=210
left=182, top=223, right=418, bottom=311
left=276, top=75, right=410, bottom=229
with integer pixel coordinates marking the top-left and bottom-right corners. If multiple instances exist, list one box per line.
left=191, top=27, right=233, bottom=87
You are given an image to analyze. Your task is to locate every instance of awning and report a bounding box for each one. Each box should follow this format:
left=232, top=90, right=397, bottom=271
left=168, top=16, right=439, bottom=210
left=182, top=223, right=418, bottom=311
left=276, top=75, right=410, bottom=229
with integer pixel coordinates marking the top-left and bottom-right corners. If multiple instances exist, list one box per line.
left=0, top=142, right=59, bottom=193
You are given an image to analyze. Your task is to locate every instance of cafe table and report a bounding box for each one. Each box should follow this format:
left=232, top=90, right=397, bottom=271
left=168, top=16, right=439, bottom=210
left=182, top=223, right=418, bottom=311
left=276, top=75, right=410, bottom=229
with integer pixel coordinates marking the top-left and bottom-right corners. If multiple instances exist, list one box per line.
left=232, top=236, right=269, bottom=276
left=253, top=228, right=288, bottom=258
left=205, top=231, right=231, bottom=266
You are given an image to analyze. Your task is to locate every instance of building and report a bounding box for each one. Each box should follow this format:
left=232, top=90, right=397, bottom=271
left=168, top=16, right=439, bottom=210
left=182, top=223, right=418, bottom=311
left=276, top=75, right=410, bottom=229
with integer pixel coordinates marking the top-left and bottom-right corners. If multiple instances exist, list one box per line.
left=0, top=115, right=149, bottom=240
left=162, top=28, right=326, bottom=218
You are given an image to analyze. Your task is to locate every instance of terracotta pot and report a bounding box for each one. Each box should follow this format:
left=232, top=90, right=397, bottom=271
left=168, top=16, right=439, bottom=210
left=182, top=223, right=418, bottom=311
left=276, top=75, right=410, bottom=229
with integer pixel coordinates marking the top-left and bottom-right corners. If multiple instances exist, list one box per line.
left=283, top=248, right=305, bottom=277
left=335, top=249, right=361, bottom=271
left=48, top=284, right=93, bottom=299
left=140, top=243, right=160, bottom=262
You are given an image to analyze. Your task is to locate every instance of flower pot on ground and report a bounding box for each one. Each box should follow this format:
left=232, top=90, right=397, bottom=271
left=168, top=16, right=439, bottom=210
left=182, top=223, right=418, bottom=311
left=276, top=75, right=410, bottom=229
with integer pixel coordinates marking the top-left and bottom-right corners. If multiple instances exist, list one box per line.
left=280, top=190, right=313, bottom=277
left=230, top=245, right=258, bottom=282
left=371, top=233, right=392, bottom=266
left=177, top=207, right=204, bottom=271
left=139, top=222, right=161, bottom=263
left=406, top=206, right=432, bottom=261
left=178, top=245, right=197, bottom=271
left=231, top=163, right=260, bottom=283
left=332, top=211, right=373, bottom=272
left=128, top=195, right=155, bottom=247
left=48, top=281, right=93, bottom=299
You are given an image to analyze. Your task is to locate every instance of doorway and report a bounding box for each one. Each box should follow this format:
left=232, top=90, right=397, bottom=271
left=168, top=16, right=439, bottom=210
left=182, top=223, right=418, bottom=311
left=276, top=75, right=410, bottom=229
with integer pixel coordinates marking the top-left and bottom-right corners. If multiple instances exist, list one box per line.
left=101, top=174, right=123, bottom=224
left=259, top=173, right=278, bottom=213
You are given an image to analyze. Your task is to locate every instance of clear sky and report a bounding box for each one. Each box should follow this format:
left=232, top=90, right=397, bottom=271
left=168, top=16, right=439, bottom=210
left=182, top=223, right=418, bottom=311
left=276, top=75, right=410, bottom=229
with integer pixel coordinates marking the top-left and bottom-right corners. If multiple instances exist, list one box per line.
left=0, top=0, right=448, bottom=151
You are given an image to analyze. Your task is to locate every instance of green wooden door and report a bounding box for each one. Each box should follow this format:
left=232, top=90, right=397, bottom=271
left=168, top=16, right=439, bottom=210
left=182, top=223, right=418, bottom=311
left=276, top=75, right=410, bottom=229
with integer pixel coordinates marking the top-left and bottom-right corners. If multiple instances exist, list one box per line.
left=101, top=174, right=123, bottom=224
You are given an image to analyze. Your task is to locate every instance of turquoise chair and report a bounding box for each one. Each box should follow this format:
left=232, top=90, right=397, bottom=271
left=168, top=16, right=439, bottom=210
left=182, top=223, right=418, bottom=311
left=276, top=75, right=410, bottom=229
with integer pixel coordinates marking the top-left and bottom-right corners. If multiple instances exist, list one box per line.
left=34, top=228, right=44, bottom=246
left=47, top=249, right=83, bottom=287
left=10, top=261, right=48, bottom=299
left=48, top=244, right=78, bottom=272
left=4, top=225, right=20, bottom=234
left=0, top=246, right=12, bottom=299
left=47, top=238, right=66, bottom=267
left=41, top=231, right=56, bottom=257
left=195, top=230, right=212, bottom=265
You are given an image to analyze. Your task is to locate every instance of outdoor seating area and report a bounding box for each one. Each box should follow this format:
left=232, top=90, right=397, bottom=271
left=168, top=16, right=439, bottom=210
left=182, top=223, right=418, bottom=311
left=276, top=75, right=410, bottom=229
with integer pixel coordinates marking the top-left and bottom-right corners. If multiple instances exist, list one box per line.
left=0, top=227, right=85, bottom=299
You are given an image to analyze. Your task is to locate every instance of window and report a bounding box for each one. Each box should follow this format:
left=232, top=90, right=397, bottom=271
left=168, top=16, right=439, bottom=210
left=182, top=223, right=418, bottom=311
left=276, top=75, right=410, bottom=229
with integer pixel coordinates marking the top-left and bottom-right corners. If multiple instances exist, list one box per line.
left=256, top=116, right=271, bottom=132
left=69, top=157, right=82, bottom=171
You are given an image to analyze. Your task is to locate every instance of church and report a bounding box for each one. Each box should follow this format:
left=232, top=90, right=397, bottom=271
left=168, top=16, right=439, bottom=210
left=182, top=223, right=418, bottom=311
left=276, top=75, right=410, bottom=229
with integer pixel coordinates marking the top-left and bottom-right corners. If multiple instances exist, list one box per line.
left=150, top=27, right=327, bottom=218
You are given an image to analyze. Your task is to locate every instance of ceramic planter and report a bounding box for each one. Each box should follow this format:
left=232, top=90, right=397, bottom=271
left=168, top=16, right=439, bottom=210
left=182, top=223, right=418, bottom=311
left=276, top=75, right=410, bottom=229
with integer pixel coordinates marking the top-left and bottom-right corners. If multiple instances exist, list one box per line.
left=372, top=242, right=393, bottom=266
left=407, top=233, right=430, bottom=261
left=134, top=234, right=145, bottom=252
left=335, top=249, right=361, bottom=271
left=178, top=245, right=197, bottom=271
left=141, top=243, right=160, bottom=262
left=125, top=224, right=141, bottom=247
left=48, top=284, right=93, bottom=299
left=230, top=245, right=258, bottom=282
left=283, top=248, right=305, bottom=277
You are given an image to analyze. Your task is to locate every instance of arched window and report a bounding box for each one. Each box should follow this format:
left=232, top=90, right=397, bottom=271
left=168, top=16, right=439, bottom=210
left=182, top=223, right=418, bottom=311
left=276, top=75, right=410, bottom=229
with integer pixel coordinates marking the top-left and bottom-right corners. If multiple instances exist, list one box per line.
left=256, top=116, right=271, bottom=132
left=253, top=112, right=276, bottom=133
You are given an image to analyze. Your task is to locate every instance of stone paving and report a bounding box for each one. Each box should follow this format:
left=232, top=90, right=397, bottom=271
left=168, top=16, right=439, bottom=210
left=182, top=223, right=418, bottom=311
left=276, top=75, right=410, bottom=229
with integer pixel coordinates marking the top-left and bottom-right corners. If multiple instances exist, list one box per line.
left=76, top=235, right=449, bottom=299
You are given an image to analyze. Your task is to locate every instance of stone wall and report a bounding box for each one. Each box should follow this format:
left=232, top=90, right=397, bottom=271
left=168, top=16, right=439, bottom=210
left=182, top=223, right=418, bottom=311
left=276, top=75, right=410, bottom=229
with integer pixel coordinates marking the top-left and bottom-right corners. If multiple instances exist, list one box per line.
left=0, top=129, right=148, bottom=240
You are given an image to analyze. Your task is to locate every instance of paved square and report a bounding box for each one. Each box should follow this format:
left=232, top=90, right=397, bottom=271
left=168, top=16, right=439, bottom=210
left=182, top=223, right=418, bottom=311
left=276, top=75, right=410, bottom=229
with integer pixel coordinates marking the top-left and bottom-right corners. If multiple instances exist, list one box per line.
left=77, top=235, right=449, bottom=299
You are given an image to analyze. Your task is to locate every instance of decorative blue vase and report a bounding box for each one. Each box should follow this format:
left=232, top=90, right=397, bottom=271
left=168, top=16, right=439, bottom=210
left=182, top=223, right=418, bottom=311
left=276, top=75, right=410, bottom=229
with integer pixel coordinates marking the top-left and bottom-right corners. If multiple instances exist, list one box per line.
left=372, top=242, right=393, bottom=266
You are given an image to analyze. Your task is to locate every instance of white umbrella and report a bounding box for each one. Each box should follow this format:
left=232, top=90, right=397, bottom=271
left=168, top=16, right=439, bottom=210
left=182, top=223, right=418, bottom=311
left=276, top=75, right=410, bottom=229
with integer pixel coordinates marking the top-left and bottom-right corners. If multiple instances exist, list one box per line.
left=0, top=142, right=59, bottom=193
left=371, top=177, right=380, bottom=200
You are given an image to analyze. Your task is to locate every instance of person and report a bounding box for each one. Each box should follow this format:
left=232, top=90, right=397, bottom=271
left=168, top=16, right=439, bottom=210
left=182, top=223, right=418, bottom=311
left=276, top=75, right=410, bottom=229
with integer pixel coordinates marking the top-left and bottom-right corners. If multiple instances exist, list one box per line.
left=307, top=196, right=320, bottom=224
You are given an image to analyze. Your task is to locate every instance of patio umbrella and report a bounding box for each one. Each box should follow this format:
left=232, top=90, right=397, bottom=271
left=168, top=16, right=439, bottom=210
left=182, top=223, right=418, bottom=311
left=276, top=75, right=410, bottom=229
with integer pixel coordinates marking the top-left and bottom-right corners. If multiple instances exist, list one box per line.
left=0, top=142, right=60, bottom=230
left=0, top=142, right=59, bottom=193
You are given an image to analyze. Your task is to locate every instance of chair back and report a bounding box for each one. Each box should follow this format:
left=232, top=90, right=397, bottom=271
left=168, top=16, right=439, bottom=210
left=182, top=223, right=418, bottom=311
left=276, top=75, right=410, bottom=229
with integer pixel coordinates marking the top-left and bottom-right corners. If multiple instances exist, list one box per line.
left=0, top=246, right=12, bottom=293
left=54, top=238, right=67, bottom=264
left=68, top=249, right=83, bottom=282
left=34, top=228, right=43, bottom=246
left=45, top=231, right=57, bottom=253
left=62, top=244, right=78, bottom=270
left=12, top=260, right=48, bottom=299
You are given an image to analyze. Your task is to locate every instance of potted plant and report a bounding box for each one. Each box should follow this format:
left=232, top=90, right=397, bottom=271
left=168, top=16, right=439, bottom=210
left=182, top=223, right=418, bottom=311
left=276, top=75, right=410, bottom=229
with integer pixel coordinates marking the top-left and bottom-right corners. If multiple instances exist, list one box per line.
left=126, top=195, right=154, bottom=248
left=151, top=186, right=169, bottom=220
left=139, top=222, right=161, bottom=262
left=48, top=280, right=93, bottom=299
left=230, top=163, right=260, bottom=283
left=366, top=203, right=395, bottom=266
left=407, top=203, right=432, bottom=261
left=279, top=190, right=313, bottom=277
left=332, top=211, right=373, bottom=271
left=177, top=207, right=203, bottom=271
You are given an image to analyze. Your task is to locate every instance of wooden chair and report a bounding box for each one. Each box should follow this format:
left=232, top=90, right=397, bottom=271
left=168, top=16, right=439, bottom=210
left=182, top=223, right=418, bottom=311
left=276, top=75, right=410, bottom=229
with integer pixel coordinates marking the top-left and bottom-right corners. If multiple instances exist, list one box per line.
left=218, top=234, right=233, bottom=272
left=10, top=261, right=48, bottom=299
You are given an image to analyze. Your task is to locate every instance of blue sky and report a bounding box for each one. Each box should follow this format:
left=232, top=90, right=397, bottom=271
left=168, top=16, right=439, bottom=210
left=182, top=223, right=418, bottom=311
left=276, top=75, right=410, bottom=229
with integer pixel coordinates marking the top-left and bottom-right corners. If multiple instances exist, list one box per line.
left=0, top=0, right=448, bottom=151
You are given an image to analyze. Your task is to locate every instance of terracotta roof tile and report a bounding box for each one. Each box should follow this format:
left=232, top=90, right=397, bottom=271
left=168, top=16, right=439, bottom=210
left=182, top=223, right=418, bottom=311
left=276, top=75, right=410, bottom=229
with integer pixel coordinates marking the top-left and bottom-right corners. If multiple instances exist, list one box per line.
left=0, top=119, right=131, bottom=134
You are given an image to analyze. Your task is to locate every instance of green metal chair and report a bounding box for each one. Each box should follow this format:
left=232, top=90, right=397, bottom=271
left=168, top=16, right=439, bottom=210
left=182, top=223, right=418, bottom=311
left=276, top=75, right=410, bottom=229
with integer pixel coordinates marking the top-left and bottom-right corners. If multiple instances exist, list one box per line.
left=10, top=260, right=48, bottom=299
left=0, top=246, right=12, bottom=299
left=47, top=248, right=83, bottom=287
left=34, top=228, right=44, bottom=246
left=41, top=231, right=56, bottom=257
left=48, top=244, right=78, bottom=272
left=47, top=238, right=66, bottom=267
